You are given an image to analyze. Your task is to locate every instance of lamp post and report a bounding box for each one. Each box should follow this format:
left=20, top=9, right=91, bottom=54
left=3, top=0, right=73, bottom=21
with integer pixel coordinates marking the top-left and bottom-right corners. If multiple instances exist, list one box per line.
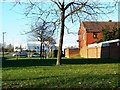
left=2, top=32, right=6, bottom=60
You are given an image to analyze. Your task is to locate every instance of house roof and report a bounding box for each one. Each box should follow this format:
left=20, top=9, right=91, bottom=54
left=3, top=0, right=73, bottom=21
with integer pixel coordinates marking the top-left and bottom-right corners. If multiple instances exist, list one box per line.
left=82, top=21, right=120, bottom=32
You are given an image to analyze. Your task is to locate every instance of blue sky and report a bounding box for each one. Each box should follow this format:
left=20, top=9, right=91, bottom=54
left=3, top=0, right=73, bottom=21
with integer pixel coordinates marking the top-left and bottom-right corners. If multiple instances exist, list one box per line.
left=0, top=1, right=118, bottom=48
left=0, top=2, right=31, bottom=45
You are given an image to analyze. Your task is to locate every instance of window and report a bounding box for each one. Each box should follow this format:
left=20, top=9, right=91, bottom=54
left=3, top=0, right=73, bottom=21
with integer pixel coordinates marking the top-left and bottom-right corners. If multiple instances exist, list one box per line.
left=93, top=32, right=98, bottom=38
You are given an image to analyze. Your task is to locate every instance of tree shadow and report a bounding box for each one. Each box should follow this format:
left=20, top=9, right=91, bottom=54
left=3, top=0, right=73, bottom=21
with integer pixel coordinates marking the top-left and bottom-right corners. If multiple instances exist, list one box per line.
left=61, top=58, right=120, bottom=65
left=2, top=58, right=56, bottom=68
left=2, top=58, right=120, bottom=68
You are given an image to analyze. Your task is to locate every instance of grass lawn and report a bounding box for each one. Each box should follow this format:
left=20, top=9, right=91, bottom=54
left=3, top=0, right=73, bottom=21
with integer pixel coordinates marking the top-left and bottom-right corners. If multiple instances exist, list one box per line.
left=2, top=57, right=120, bottom=89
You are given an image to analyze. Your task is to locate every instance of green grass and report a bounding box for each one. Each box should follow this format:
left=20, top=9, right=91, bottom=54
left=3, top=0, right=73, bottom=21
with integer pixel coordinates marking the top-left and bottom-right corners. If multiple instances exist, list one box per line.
left=2, top=57, right=120, bottom=89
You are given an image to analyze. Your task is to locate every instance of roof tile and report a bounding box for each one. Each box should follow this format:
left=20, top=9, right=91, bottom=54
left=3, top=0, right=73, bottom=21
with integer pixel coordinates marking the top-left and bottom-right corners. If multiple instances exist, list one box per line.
left=82, top=21, right=120, bottom=32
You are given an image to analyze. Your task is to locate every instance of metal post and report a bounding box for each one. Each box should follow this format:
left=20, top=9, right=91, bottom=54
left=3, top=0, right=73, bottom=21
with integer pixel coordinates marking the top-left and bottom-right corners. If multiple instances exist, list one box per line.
left=2, top=32, right=6, bottom=60
left=43, top=43, right=44, bottom=59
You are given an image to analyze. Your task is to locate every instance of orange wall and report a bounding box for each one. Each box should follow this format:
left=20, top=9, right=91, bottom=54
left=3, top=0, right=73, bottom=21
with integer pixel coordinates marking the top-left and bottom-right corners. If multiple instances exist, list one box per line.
left=78, top=23, right=102, bottom=48
left=86, top=32, right=102, bottom=46
left=65, top=48, right=80, bottom=58
left=78, top=22, right=87, bottom=48
left=80, top=41, right=120, bottom=59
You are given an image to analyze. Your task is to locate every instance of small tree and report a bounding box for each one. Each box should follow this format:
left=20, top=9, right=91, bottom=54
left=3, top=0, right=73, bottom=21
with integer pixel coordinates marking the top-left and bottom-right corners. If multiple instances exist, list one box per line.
left=0, top=43, right=2, bottom=52
left=100, top=26, right=120, bottom=42
left=6, top=44, right=14, bottom=52
left=112, top=27, right=120, bottom=39
left=27, top=19, right=56, bottom=58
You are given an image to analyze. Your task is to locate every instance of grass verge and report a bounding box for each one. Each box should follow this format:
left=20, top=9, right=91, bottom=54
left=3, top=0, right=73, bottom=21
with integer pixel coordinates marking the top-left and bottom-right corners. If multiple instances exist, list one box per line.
left=2, top=57, right=120, bottom=89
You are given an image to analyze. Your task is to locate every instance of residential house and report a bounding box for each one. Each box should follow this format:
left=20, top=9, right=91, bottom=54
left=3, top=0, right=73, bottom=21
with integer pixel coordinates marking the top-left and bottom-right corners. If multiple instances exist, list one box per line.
left=65, top=20, right=120, bottom=58
left=78, top=20, right=119, bottom=48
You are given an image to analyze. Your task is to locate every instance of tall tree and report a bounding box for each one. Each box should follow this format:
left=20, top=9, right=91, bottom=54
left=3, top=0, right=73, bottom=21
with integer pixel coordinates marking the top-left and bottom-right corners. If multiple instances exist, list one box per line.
left=16, top=0, right=118, bottom=65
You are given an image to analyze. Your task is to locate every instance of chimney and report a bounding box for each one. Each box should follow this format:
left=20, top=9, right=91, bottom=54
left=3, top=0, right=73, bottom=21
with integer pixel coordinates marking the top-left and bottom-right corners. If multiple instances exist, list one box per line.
left=109, top=20, right=112, bottom=22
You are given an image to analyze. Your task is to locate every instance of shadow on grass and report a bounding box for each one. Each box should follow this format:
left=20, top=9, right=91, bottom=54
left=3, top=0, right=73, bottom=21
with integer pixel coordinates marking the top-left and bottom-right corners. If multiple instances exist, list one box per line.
left=62, top=58, right=120, bottom=64
left=2, top=58, right=56, bottom=67
left=2, top=58, right=120, bottom=67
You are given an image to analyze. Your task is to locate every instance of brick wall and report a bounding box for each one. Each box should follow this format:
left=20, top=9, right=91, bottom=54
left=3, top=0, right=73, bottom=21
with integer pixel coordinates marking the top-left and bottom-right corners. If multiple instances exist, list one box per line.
left=86, top=33, right=102, bottom=45
left=78, top=22, right=87, bottom=48
left=80, top=47, right=87, bottom=58
left=87, top=47, right=101, bottom=58
left=78, top=22, right=103, bottom=49
left=80, top=46, right=105, bottom=58
left=80, top=41, right=120, bottom=59
left=65, top=48, right=80, bottom=58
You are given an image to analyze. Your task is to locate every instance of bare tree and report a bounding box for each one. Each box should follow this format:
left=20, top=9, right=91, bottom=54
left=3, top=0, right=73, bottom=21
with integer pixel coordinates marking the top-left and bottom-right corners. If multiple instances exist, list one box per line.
left=26, top=19, right=56, bottom=58
left=16, top=0, right=118, bottom=65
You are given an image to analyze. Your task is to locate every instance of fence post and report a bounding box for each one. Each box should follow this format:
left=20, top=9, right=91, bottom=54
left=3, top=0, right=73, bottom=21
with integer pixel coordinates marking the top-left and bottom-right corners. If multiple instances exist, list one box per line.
left=96, top=46, right=97, bottom=58
left=87, top=47, right=88, bottom=58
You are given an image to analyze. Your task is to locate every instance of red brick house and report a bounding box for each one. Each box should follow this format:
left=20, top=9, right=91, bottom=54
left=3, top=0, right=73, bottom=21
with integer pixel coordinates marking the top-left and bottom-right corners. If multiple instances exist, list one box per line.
left=65, top=20, right=120, bottom=58
left=78, top=20, right=119, bottom=48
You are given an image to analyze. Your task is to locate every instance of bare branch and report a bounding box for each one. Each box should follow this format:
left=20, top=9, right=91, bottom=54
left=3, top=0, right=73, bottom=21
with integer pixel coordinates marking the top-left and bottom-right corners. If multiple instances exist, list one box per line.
left=51, top=0, right=62, bottom=10
left=64, top=2, right=74, bottom=10
left=65, top=1, right=88, bottom=19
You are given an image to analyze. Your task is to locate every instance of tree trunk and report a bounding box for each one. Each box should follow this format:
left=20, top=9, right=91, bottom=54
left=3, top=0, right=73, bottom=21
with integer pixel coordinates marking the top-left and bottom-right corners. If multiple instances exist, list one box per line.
left=56, top=10, right=65, bottom=65
left=40, top=42, right=42, bottom=58
left=40, top=35, right=42, bottom=58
